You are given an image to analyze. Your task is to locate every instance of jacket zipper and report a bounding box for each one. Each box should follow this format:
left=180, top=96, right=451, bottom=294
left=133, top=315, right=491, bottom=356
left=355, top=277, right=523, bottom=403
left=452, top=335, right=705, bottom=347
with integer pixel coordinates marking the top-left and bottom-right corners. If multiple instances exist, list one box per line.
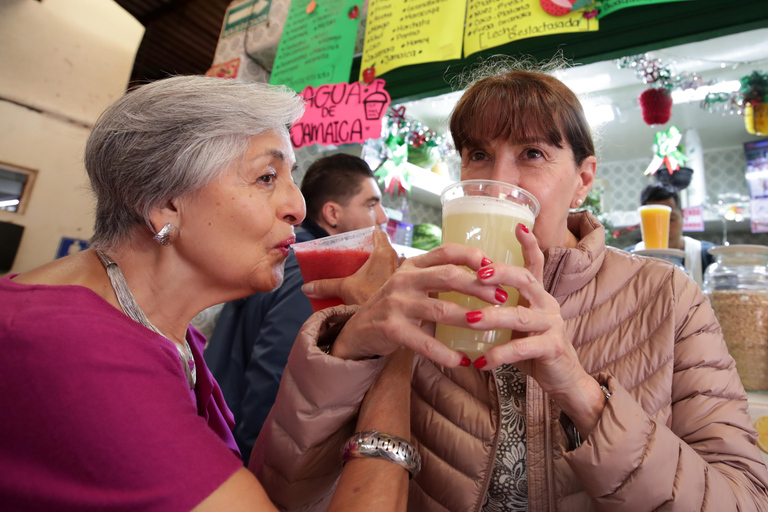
left=543, top=392, right=555, bottom=512
left=473, top=369, right=502, bottom=512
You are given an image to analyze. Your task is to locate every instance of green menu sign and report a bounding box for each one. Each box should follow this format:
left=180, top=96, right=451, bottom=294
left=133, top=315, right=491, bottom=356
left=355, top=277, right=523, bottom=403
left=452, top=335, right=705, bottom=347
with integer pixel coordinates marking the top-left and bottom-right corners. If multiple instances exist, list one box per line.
left=270, top=0, right=362, bottom=93
left=598, top=0, right=693, bottom=19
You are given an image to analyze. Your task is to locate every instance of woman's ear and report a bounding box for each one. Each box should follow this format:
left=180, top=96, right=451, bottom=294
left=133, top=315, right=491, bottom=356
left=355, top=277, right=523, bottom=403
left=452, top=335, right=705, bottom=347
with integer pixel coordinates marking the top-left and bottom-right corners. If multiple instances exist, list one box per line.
left=148, top=200, right=180, bottom=235
left=574, top=156, right=597, bottom=204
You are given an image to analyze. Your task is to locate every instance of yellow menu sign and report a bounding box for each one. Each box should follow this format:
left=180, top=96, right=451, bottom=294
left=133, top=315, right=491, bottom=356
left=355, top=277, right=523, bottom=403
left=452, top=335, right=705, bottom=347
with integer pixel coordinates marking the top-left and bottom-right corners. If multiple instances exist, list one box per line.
left=464, top=0, right=598, bottom=57
left=360, top=0, right=465, bottom=81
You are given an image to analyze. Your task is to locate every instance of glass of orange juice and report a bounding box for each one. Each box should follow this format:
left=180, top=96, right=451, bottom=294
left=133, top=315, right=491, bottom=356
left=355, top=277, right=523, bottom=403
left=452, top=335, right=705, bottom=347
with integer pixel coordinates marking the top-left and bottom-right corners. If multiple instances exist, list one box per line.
left=638, top=205, right=672, bottom=249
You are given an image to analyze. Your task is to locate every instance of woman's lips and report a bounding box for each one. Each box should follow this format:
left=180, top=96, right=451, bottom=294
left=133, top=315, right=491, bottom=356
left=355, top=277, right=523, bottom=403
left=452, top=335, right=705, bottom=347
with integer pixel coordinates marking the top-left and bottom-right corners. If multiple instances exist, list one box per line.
left=275, top=236, right=296, bottom=256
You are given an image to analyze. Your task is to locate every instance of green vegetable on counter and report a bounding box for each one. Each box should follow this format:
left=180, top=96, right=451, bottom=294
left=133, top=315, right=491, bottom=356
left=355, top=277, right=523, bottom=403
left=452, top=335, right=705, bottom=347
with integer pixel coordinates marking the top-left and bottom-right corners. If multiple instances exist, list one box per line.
left=412, top=223, right=442, bottom=251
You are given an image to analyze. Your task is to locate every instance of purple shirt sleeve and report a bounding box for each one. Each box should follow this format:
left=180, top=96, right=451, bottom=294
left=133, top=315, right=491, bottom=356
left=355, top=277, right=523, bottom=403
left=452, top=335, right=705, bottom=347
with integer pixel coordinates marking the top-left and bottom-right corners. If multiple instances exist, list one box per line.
left=0, top=276, right=243, bottom=512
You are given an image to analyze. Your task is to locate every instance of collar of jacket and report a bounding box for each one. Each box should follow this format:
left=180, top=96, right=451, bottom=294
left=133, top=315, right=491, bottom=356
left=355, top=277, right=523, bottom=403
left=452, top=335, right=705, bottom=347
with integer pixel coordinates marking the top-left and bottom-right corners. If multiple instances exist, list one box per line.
left=298, top=219, right=330, bottom=240
left=542, top=211, right=607, bottom=300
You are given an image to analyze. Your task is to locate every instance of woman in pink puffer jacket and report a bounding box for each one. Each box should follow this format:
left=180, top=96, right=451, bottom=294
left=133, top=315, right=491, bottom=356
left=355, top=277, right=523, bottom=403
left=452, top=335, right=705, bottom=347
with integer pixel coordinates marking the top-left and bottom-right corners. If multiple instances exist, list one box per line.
left=250, top=66, right=768, bottom=512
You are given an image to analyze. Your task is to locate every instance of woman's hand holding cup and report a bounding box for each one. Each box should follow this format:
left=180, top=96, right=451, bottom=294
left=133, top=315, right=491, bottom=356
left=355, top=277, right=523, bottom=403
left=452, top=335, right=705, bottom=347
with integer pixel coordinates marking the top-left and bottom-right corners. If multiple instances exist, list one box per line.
left=330, top=244, right=508, bottom=367
left=467, top=223, right=607, bottom=438
left=302, top=230, right=398, bottom=307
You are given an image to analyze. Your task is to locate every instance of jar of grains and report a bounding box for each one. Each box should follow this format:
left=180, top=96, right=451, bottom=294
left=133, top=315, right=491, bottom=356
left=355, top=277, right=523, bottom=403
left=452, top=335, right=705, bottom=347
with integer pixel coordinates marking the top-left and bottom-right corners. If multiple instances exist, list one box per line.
left=703, top=245, right=768, bottom=390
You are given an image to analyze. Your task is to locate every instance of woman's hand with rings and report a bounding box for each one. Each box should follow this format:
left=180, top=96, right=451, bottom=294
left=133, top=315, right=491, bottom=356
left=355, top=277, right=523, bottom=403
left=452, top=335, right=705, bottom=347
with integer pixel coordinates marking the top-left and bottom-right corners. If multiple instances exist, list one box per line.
left=330, top=244, right=508, bottom=368
left=468, top=223, right=607, bottom=437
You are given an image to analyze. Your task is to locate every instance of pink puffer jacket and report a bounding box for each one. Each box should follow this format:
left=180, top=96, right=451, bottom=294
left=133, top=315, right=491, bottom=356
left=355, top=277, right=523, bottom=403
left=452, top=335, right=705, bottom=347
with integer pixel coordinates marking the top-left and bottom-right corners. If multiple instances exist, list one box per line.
left=250, top=212, right=768, bottom=511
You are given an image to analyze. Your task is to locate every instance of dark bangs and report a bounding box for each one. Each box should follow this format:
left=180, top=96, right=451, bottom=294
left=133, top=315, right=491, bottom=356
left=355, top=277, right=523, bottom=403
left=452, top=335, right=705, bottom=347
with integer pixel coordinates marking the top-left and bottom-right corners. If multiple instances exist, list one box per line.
left=449, top=71, right=595, bottom=165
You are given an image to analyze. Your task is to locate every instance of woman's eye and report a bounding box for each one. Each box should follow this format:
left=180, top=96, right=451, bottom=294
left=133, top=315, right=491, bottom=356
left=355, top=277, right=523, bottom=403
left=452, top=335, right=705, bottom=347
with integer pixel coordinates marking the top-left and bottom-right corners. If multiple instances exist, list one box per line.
left=524, top=148, right=543, bottom=159
left=469, top=151, right=488, bottom=162
left=257, top=171, right=276, bottom=184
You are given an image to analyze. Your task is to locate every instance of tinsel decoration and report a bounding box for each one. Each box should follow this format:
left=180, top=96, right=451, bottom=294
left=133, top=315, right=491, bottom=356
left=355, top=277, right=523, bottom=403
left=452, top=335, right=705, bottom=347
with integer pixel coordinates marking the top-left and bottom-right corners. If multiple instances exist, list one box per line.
left=739, top=71, right=768, bottom=106
left=644, top=125, right=687, bottom=176
left=616, top=54, right=712, bottom=126
left=701, top=92, right=741, bottom=116
left=699, top=70, right=768, bottom=118
left=365, top=105, right=453, bottom=196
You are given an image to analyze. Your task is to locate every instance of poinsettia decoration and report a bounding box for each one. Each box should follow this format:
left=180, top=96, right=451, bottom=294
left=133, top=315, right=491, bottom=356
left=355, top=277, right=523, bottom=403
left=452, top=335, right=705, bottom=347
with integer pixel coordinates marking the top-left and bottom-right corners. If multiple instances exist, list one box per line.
left=374, top=134, right=411, bottom=196
left=644, top=125, right=688, bottom=176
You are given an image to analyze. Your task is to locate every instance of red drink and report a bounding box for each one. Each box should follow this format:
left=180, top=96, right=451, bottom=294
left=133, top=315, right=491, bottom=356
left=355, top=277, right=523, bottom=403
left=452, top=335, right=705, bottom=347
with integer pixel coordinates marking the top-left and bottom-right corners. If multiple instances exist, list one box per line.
left=292, top=227, right=378, bottom=312
left=294, top=248, right=371, bottom=311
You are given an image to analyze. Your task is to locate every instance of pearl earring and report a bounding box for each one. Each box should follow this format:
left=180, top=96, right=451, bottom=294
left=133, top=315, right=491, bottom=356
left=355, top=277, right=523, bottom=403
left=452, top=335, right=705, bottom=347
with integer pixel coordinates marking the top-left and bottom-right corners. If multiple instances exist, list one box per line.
left=575, top=199, right=583, bottom=206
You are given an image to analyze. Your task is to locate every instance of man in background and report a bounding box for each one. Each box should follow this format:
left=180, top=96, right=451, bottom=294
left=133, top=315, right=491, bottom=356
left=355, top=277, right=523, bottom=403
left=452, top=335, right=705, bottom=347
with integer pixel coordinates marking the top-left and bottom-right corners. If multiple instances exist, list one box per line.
left=205, top=153, right=388, bottom=464
left=625, top=183, right=715, bottom=287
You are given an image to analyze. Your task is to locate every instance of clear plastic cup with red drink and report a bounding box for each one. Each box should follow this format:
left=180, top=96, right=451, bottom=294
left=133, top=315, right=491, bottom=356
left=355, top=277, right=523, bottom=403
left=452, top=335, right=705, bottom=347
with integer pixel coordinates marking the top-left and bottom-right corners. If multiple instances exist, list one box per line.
left=292, top=227, right=376, bottom=312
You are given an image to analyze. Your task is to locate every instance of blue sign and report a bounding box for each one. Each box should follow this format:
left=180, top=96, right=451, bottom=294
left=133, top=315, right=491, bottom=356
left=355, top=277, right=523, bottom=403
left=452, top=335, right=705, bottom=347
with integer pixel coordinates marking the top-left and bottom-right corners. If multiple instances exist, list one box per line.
left=56, top=237, right=89, bottom=259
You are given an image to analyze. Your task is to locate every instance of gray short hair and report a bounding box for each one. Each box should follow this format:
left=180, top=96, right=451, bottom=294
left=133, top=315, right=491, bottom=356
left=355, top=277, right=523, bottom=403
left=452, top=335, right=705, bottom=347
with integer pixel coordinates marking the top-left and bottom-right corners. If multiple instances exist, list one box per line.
left=85, top=75, right=305, bottom=249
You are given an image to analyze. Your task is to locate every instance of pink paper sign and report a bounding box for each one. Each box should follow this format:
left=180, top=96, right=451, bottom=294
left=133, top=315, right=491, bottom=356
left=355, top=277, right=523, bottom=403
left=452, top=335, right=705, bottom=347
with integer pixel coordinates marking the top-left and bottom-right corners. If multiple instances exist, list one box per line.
left=683, top=206, right=705, bottom=232
left=290, top=79, right=391, bottom=149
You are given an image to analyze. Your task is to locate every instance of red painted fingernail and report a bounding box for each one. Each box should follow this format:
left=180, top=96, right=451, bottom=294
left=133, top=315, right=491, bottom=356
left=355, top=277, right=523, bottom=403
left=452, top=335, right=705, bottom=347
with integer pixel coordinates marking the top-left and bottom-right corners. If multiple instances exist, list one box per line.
left=466, top=311, right=483, bottom=323
left=474, top=356, right=487, bottom=369
left=478, top=267, right=494, bottom=279
left=518, top=223, right=530, bottom=234
left=460, top=356, right=471, bottom=367
left=481, top=257, right=493, bottom=267
left=495, top=288, right=508, bottom=303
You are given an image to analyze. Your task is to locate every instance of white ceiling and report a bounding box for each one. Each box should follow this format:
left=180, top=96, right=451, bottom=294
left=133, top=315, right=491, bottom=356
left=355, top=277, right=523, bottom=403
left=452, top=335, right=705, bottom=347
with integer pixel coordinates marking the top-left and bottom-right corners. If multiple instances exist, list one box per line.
left=401, top=27, right=768, bottom=163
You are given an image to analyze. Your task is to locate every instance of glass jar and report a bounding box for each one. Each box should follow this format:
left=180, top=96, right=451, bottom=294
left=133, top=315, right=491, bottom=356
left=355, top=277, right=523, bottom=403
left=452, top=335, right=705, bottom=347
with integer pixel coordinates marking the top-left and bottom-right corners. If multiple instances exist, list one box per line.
left=703, top=245, right=768, bottom=390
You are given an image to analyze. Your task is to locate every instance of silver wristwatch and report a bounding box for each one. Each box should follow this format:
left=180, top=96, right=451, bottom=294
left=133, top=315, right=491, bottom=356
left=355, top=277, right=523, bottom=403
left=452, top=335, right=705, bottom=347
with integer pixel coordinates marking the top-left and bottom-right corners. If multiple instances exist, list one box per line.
left=341, top=430, right=421, bottom=477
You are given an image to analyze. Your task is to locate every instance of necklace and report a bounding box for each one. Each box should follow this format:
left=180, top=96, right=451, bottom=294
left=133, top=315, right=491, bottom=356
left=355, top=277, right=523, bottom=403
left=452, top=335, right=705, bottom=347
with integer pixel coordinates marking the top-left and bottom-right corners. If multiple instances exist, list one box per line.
left=96, top=250, right=196, bottom=389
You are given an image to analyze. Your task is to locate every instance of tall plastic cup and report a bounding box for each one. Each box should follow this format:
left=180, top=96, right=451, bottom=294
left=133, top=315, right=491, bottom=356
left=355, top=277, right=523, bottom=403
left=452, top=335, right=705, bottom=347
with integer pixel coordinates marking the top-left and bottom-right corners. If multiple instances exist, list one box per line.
left=639, top=205, right=672, bottom=249
left=434, top=180, right=540, bottom=360
left=292, top=227, right=376, bottom=312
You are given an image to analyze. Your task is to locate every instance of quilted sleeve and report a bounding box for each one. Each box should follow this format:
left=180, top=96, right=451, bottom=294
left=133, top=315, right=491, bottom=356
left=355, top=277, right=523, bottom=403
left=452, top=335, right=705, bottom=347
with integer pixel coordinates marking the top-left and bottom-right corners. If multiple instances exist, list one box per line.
left=248, top=305, right=386, bottom=511
left=564, top=269, right=768, bottom=511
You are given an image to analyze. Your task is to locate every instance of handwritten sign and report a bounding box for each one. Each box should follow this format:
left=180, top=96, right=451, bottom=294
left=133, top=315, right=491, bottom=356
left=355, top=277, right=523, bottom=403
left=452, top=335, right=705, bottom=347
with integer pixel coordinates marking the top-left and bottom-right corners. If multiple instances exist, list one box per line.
left=270, top=0, right=361, bottom=93
left=598, top=0, right=692, bottom=19
left=682, top=205, right=705, bottom=232
left=359, top=0, right=464, bottom=81
left=464, top=0, right=597, bottom=57
left=290, top=79, right=392, bottom=148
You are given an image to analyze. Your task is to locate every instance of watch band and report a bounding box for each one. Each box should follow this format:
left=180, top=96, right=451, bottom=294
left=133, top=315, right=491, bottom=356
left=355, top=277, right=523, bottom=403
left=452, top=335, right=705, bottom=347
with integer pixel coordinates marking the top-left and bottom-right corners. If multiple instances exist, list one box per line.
left=341, top=430, right=421, bottom=477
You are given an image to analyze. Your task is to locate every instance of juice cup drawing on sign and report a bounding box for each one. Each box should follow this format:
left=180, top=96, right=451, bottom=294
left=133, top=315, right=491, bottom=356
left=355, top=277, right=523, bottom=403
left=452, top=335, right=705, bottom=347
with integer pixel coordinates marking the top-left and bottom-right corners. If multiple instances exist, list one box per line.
left=292, top=227, right=376, bottom=312
left=434, top=180, right=540, bottom=360
left=638, top=205, right=672, bottom=249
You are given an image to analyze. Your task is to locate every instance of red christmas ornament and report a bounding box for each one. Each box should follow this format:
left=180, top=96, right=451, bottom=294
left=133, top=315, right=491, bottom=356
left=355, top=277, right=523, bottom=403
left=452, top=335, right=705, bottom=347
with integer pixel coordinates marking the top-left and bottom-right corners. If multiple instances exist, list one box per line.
left=639, top=88, right=673, bottom=125
left=362, top=65, right=376, bottom=85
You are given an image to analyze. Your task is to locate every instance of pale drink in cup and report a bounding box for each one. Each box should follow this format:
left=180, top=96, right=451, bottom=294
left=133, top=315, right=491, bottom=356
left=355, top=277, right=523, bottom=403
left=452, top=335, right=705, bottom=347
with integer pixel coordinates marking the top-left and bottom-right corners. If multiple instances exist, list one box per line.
left=638, top=205, right=671, bottom=249
left=434, top=180, right=540, bottom=360
left=293, top=227, right=377, bottom=312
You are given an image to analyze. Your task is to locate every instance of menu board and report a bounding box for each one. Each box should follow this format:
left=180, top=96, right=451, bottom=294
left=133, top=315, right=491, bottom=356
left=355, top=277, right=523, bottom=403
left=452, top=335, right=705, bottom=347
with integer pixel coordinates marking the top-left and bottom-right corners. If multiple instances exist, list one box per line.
left=464, top=0, right=597, bottom=57
left=359, top=0, right=465, bottom=81
left=270, top=0, right=361, bottom=93
left=598, top=0, right=692, bottom=19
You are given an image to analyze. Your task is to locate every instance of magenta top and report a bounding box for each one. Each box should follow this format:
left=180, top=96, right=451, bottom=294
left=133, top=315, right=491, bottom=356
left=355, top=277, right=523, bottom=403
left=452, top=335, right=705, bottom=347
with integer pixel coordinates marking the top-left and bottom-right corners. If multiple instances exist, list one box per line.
left=0, top=275, right=243, bottom=511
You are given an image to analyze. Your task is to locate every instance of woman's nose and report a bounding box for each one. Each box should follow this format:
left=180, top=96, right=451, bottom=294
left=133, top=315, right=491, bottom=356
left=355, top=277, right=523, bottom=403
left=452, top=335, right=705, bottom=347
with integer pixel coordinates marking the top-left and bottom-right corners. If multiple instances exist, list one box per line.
left=490, top=161, right=520, bottom=187
left=281, top=180, right=306, bottom=226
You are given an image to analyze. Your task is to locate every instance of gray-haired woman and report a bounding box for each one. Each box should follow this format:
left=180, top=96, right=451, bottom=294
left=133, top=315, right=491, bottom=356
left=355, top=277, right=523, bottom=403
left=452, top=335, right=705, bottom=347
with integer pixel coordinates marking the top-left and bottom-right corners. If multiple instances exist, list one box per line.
left=0, top=76, right=409, bottom=512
